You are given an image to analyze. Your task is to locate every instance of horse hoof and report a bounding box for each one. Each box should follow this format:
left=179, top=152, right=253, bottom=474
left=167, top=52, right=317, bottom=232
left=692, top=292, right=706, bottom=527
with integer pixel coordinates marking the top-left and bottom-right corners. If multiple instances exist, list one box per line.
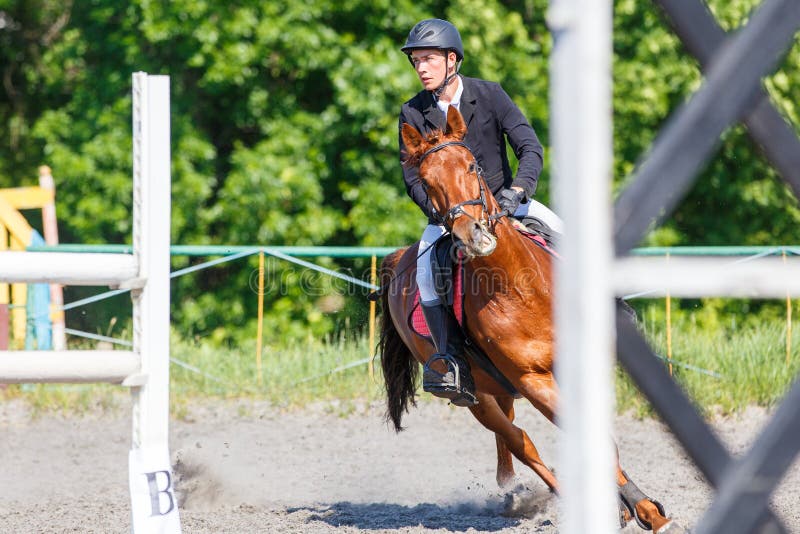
left=656, top=520, right=688, bottom=534
left=497, top=475, right=521, bottom=491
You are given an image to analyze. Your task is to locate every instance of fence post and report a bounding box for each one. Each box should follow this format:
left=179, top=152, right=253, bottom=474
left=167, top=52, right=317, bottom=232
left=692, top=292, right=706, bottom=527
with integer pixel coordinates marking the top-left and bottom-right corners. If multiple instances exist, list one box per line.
left=666, top=252, right=673, bottom=376
left=38, top=165, right=66, bottom=350
left=128, top=72, right=181, bottom=533
left=368, top=254, right=377, bottom=380
left=257, top=250, right=265, bottom=386
left=550, top=0, right=617, bottom=531
left=0, top=223, right=6, bottom=350
left=784, top=250, right=792, bottom=365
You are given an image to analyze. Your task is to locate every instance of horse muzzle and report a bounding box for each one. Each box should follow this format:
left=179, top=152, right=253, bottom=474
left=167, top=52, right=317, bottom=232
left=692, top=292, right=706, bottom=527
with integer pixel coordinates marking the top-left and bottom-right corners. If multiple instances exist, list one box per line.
left=456, top=220, right=497, bottom=257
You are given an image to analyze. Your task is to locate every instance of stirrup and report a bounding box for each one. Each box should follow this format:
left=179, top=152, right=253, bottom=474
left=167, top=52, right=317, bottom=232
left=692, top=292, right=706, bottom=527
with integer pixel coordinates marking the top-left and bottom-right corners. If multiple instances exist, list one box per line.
left=422, top=353, right=477, bottom=407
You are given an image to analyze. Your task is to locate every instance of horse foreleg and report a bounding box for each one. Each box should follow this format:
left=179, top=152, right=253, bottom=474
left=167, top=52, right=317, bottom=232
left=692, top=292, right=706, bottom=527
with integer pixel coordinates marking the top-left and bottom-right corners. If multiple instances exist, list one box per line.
left=493, top=394, right=516, bottom=488
left=468, top=392, right=559, bottom=493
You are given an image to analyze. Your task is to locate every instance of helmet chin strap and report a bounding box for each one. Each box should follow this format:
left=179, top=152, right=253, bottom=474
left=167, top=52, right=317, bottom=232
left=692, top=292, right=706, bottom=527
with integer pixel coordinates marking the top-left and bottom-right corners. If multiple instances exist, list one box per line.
left=432, top=55, right=462, bottom=101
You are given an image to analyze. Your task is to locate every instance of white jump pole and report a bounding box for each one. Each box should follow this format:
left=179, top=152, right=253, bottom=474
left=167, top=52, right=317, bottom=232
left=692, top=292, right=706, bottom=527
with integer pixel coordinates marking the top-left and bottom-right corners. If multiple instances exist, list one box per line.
left=0, top=351, right=139, bottom=382
left=549, top=0, right=616, bottom=533
left=0, top=252, right=137, bottom=284
left=128, top=72, right=181, bottom=533
left=0, top=72, right=179, bottom=532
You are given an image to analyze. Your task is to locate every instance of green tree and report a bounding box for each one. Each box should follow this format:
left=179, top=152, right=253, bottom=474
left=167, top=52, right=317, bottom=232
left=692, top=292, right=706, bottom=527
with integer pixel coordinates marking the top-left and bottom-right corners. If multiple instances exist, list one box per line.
left=0, top=0, right=798, bottom=345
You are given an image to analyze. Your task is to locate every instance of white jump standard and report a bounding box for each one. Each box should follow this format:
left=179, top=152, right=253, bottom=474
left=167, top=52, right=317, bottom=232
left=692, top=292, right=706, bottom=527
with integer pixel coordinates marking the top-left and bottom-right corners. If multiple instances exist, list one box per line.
left=0, top=72, right=180, bottom=533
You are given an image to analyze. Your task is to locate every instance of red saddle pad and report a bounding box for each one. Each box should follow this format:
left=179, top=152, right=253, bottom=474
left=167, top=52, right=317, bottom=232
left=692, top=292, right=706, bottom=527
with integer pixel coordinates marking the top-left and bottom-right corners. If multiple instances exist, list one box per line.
left=409, top=257, right=464, bottom=339
left=409, top=231, right=555, bottom=339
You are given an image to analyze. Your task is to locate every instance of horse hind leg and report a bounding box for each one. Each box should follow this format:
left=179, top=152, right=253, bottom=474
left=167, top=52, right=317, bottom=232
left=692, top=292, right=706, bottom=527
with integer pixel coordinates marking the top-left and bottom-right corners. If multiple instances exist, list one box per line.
left=493, top=394, right=516, bottom=489
left=468, top=392, right=559, bottom=493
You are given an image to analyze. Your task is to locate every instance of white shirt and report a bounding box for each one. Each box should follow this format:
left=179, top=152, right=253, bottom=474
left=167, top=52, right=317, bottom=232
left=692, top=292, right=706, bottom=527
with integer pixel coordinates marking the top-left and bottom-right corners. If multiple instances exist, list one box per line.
left=436, top=75, right=463, bottom=118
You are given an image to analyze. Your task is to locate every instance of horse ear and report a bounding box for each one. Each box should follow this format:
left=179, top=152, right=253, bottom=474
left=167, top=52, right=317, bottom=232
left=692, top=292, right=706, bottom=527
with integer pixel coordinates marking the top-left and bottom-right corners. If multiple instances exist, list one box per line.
left=401, top=123, right=426, bottom=157
left=445, top=106, right=466, bottom=140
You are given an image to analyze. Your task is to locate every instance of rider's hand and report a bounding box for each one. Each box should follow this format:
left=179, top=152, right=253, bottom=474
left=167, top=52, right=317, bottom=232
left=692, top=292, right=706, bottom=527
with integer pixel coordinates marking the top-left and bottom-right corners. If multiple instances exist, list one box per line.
left=497, top=188, right=526, bottom=216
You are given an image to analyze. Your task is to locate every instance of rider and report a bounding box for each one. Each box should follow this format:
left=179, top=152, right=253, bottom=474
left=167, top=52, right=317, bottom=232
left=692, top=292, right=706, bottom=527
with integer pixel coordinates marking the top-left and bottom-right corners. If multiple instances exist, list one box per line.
left=399, top=18, right=563, bottom=407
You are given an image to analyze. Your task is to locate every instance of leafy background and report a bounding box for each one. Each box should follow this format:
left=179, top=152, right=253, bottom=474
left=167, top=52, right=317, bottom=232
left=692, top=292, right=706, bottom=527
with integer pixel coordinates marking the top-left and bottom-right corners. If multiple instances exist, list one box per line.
left=1, top=0, right=798, bottom=345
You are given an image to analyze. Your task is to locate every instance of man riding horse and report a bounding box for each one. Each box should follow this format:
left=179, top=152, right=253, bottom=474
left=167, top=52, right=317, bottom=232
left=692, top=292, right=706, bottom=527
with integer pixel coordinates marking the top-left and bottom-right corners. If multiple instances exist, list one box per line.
left=398, top=18, right=563, bottom=406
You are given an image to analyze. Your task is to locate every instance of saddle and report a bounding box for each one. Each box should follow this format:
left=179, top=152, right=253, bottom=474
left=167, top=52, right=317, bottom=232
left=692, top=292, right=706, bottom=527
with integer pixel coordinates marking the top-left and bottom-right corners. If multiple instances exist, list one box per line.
left=515, top=214, right=560, bottom=251
left=408, top=217, right=560, bottom=398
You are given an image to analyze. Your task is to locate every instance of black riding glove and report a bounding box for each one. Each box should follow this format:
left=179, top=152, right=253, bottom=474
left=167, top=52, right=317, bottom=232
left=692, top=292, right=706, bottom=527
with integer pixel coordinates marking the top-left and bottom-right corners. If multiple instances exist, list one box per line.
left=497, top=188, right=526, bottom=216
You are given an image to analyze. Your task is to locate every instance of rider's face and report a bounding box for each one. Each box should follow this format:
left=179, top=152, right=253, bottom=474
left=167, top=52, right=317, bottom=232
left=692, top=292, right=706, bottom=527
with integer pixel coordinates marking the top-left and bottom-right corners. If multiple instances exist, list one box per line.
left=410, top=49, right=455, bottom=91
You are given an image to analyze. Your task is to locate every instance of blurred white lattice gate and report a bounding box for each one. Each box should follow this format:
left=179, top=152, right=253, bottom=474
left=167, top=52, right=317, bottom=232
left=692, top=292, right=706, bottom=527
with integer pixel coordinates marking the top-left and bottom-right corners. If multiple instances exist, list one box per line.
left=0, top=72, right=180, bottom=533
left=551, top=1, right=800, bottom=533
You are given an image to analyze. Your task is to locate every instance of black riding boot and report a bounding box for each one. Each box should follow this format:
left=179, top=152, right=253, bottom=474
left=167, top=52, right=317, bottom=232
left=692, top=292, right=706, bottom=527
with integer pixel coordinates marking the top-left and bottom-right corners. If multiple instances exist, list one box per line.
left=420, top=302, right=477, bottom=407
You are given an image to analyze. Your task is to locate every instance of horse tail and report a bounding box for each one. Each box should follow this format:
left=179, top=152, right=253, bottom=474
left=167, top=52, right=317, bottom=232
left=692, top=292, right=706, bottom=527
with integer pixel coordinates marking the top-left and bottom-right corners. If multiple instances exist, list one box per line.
left=378, top=250, right=418, bottom=432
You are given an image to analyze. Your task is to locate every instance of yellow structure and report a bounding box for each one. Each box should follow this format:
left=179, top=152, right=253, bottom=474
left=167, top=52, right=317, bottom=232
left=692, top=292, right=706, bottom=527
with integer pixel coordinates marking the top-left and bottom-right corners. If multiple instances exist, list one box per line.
left=0, top=166, right=62, bottom=349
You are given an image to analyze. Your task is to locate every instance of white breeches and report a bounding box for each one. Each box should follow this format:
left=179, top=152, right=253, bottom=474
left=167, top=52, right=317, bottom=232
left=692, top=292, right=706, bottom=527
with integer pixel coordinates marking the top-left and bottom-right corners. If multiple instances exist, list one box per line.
left=416, top=199, right=562, bottom=303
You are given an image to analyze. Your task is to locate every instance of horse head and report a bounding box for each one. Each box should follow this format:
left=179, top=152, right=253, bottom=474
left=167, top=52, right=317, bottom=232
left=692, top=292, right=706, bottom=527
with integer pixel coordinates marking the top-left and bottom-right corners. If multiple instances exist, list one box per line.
left=401, top=106, right=501, bottom=258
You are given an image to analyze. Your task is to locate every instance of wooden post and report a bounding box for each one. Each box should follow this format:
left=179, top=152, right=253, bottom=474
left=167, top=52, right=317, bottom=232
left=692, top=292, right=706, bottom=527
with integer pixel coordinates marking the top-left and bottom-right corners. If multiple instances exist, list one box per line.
left=551, top=0, right=616, bottom=530
left=39, top=165, right=66, bottom=350
left=256, top=250, right=265, bottom=386
left=0, top=193, right=33, bottom=349
left=10, top=234, right=26, bottom=349
left=666, top=252, right=673, bottom=376
left=368, top=254, right=377, bottom=380
left=0, top=223, right=7, bottom=350
left=128, top=72, right=180, bottom=532
left=784, top=250, right=792, bottom=365
left=0, top=303, right=8, bottom=351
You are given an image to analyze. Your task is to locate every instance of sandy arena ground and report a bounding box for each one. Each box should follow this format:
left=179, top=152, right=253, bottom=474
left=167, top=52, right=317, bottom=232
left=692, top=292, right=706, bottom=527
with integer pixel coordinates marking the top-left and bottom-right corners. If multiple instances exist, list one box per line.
left=1, top=396, right=799, bottom=533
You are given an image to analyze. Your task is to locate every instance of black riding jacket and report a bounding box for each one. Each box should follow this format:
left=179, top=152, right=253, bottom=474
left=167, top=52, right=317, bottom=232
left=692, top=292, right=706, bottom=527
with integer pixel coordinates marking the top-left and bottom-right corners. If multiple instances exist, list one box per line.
left=399, top=76, right=544, bottom=222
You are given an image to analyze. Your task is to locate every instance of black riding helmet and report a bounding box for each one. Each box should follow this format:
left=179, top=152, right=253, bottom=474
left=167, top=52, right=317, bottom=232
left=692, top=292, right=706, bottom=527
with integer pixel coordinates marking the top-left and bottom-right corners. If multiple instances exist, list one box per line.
left=401, top=18, right=464, bottom=61
left=401, top=18, right=464, bottom=99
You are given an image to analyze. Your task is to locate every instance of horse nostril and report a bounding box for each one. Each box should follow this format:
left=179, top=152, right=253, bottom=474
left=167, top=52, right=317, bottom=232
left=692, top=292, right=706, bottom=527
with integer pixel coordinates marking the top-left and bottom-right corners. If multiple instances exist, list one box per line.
left=471, top=221, right=486, bottom=240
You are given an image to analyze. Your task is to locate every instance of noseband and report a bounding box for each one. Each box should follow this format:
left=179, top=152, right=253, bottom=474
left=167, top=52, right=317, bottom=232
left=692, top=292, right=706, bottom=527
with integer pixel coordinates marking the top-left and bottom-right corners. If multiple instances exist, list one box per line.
left=418, top=141, right=505, bottom=227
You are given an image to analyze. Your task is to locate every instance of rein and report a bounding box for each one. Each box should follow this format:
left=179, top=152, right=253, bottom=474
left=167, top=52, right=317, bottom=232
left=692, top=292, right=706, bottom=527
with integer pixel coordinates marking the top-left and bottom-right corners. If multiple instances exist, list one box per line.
left=418, top=141, right=505, bottom=227
left=366, top=234, right=449, bottom=301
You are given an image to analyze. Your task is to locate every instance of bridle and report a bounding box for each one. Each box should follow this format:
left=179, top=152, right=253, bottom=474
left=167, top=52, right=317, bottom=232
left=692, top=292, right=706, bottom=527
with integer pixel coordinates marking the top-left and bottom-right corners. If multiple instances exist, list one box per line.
left=418, top=141, right=506, bottom=228
left=368, top=140, right=502, bottom=301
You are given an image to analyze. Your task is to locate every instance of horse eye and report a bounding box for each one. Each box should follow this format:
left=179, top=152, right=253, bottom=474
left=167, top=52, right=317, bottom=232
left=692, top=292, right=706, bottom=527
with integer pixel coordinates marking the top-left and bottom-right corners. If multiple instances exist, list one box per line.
left=468, top=163, right=476, bottom=173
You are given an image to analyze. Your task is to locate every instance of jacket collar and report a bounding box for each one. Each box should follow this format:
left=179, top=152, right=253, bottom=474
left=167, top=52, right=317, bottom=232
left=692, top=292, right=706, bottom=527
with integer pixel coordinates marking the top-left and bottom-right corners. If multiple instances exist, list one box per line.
left=421, top=76, right=476, bottom=131
left=459, top=77, right=476, bottom=130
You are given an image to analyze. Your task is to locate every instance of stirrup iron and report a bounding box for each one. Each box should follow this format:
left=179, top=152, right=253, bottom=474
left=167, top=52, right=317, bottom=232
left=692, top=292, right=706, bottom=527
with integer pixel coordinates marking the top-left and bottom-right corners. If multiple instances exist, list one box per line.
left=422, top=353, right=477, bottom=407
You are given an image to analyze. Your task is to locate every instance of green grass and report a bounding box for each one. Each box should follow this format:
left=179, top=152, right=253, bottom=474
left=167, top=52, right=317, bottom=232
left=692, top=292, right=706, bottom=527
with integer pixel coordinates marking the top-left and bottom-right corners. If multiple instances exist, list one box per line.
left=3, top=315, right=800, bottom=418
left=0, top=331, right=386, bottom=417
left=169, top=331, right=386, bottom=413
left=617, top=313, right=800, bottom=417
left=2, top=382, right=124, bottom=416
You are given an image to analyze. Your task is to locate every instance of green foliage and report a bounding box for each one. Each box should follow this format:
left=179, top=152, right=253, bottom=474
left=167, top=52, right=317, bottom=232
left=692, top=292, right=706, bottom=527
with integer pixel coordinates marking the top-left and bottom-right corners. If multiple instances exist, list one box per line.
left=613, top=0, right=800, bottom=246
left=1, top=0, right=799, bottom=346
left=619, top=299, right=800, bottom=416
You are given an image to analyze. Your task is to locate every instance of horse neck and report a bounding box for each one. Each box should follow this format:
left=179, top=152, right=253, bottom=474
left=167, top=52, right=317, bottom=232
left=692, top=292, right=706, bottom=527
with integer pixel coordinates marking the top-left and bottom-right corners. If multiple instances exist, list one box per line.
left=480, top=221, right=539, bottom=267
left=464, top=220, right=552, bottom=299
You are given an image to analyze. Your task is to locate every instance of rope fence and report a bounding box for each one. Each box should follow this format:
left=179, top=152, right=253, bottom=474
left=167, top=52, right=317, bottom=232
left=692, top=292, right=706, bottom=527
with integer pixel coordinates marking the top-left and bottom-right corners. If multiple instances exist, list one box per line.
left=15, top=244, right=800, bottom=384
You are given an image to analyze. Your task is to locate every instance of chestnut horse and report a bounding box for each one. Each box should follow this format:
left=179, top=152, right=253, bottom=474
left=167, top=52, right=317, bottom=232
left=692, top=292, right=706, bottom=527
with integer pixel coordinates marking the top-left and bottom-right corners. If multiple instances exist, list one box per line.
left=378, top=106, right=683, bottom=533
